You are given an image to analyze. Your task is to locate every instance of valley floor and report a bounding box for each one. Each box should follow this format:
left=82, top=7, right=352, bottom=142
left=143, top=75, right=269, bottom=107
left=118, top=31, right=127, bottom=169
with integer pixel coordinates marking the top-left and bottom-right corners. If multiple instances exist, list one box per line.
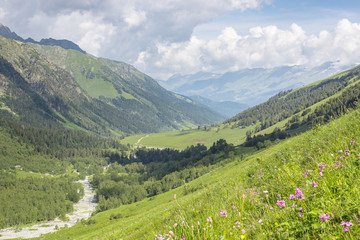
left=0, top=177, right=96, bottom=239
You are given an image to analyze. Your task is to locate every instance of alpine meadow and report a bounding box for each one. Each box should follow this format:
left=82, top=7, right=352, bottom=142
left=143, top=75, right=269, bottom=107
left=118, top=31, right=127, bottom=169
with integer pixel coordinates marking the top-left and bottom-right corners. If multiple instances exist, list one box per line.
left=1, top=1, right=360, bottom=239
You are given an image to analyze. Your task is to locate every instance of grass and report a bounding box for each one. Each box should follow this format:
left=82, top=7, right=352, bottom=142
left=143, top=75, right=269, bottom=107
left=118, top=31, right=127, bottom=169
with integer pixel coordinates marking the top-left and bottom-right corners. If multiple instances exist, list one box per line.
left=37, top=106, right=360, bottom=239
left=121, top=124, right=256, bottom=150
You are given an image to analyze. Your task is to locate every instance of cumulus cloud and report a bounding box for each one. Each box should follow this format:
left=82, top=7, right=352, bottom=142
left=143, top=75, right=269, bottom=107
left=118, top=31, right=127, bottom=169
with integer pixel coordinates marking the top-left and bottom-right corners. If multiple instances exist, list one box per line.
left=0, top=0, right=270, bottom=63
left=145, top=19, right=360, bottom=78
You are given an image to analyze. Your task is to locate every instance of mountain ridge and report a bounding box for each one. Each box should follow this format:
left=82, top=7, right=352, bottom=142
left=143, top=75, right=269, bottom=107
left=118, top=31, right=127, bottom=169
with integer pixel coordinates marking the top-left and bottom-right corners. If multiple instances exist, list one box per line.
left=0, top=23, right=86, bottom=53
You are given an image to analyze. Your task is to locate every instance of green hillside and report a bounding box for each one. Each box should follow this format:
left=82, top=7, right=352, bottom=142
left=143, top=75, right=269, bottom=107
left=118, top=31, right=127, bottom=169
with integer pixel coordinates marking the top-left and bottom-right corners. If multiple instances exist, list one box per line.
left=123, top=65, right=360, bottom=149
left=36, top=94, right=360, bottom=239
left=0, top=35, right=223, bottom=136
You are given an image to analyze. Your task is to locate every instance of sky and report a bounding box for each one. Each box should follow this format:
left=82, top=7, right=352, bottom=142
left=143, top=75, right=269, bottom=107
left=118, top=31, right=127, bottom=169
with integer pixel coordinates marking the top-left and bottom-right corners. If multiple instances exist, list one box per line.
left=1, top=0, right=360, bottom=80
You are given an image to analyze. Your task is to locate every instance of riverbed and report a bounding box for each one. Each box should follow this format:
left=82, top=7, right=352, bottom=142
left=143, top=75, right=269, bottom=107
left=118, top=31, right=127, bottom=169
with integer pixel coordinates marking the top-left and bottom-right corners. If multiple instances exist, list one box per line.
left=0, top=176, right=97, bottom=239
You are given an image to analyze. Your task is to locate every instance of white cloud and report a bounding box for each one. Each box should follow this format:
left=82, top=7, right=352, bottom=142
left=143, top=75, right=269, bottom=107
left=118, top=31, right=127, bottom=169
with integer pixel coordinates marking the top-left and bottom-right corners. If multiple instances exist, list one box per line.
left=143, top=19, right=360, bottom=79
left=123, top=8, right=147, bottom=28
left=0, top=8, right=6, bottom=19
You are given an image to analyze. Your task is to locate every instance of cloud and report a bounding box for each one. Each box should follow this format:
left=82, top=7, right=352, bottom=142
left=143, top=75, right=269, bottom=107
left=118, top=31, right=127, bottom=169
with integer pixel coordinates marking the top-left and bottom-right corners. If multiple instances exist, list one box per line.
left=144, top=19, right=360, bottom=79
left=0, top=0, right=271, bottom=65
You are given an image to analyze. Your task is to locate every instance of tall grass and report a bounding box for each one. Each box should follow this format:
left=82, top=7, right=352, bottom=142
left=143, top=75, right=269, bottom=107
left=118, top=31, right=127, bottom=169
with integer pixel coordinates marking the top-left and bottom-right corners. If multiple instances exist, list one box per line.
left=154, top=110, right=360, bottom=239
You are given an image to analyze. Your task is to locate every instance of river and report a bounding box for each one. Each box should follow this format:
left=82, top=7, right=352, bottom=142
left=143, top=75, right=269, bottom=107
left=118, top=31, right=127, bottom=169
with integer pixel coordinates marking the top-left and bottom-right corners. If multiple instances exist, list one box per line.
left=0, top=176, right=97, bottom=239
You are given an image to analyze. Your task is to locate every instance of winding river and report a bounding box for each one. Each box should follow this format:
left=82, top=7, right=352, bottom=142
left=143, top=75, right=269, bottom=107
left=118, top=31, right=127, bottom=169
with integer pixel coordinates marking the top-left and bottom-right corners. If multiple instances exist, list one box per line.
left=0, top=176, right=97, bottom=239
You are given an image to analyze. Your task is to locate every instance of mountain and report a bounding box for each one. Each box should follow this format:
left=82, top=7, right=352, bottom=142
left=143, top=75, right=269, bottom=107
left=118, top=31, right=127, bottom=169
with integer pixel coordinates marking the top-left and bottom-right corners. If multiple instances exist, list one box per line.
left=0, top=23, right=86, bottom=53
left=0, top=34, right=224, bottom=136
left=159, top=63, right=353, bottom=107
left=189, top=95, right=248, bottom=118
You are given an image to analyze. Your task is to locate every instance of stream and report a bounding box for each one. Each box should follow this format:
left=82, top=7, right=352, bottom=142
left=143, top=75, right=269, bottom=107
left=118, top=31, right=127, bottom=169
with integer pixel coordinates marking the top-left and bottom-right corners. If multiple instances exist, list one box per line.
left=0, top=176, right=97, bottom=239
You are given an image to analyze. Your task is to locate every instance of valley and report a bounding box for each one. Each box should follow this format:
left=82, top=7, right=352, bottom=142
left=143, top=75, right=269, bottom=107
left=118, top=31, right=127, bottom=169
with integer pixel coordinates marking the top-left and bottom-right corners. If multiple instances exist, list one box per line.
left=0, top=20, right=360, bottom=240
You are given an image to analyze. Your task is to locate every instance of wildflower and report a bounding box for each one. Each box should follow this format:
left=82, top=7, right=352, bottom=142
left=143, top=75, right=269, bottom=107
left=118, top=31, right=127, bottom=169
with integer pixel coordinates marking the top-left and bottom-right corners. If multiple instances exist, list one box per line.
left=277, top=193, right=282, bottom=198
left=341, top=221, right=353, bottom=227
left=351, top=141, right=355, bottom=145
left=174, top=194, right=176, bottom=200
left=181, top=234, right=185, bottom=240
left=276, top=200, right=286, bottom=209
left=296, top=188, right=305, bottom=200
left=263, top=190, right=268, bottom=194
left=232, top=206, right=237, bottom=210
left=338, top=150, right=343, bottom=153
left=344, top=228, right=350, bottom=232
left=230, top=232, right=233, bottom=236
left=302, top=171, right=309, bottom=177
left=345, top=151, right=349, bottom=156
left=319, top=213, right=330, bottom=222
left=198, top=221, right=200, bottom=226
left=311, top=181, right=318, bottom=187
left=206, top=217, right=212, bottom=223
left=299, top=207, right=303, bottom=212
left=292, top=204, right=297, bottom=208
left=243, top=194, right=246, bottom=199
left=174, top=223, right=178, bottom=228
left=289, top=194, right=296, bottom=200
left=319, top=170, right=323, bottom=177
left=220, top=209, right=227, bottom=218
left=241, top=229, right=245, bottom=234
left=298, top=214, right=304, bottom=217
left=258, top=219, right=263, bottom=223
left=169, top=231, right=174, bottom=236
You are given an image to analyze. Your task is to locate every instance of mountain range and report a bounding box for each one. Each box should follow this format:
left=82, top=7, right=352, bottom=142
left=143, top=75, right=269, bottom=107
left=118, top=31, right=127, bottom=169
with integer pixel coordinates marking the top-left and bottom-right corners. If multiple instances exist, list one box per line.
left=158, top=62, right=353, bottom=107
left=0, top=24, right=224, bottom=136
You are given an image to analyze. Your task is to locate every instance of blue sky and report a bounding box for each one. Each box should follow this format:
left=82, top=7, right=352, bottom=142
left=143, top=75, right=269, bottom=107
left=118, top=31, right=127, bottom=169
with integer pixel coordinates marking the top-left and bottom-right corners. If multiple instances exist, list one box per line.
left=1, top=0, right=360, bottom=79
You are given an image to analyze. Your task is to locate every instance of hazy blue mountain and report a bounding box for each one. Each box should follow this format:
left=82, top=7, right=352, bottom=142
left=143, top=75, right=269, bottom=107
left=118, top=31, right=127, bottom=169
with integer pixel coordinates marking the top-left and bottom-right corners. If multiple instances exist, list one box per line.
left=159, top=63, right=353, bottom=107
left=189, top=95, right=248, bottom=118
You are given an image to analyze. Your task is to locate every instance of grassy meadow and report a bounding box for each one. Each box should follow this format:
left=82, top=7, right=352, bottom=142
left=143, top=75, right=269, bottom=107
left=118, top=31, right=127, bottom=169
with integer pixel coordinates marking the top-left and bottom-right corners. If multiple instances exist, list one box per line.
left=38, top=106, right=360, bottom=239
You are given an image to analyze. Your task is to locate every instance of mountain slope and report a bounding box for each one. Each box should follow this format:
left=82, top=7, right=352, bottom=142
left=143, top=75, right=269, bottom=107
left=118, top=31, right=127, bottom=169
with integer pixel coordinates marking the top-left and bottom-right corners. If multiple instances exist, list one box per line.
left=0, top=35, right=223, bottom=135
left=38, top=92, right=360, bottom=239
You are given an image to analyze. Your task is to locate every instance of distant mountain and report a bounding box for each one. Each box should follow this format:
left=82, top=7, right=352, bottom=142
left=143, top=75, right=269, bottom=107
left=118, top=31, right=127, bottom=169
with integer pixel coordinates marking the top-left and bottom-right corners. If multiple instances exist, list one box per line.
left=189, top=95, right=248, bottom=118
left=0, top=23, right=86, bottom=53
left=158, top=63, right=353, bottom=107
left=0, top=34, right=224, bottom=136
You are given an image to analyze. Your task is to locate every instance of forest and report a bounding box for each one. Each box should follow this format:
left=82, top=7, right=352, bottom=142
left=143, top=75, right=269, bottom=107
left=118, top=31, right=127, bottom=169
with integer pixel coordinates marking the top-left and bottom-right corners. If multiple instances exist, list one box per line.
left=92, top=139, right=235, bottom=212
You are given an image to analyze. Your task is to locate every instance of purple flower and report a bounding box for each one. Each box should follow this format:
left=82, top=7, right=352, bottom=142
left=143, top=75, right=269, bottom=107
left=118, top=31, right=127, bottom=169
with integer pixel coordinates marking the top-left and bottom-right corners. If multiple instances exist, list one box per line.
left=298, top=214, right=304, bottom=217
left=220, top=209, right=227, bottom=218
left=289, top=194, right=296, bottom=200
left=311, top=181, right=318, bottom=187
left=292, top=204, right=297, bottom=208
left=341, top=221, right=353, bottom=227
left=296, top=188, right=305, bottom=200
left=319, top=170, right=324, bottom=177
left=351, top=141, right=355, bottom=145
left=276, top=200, right=286, bottom=209
left=232, top=206, right=237, bottom=210
left=319, top=213, right=330, bottom=222
left=344, top=228, right=350, bottom=232
left=299, top=207, right=303, bottom=212
left=345, top=151, right=350, bottom=156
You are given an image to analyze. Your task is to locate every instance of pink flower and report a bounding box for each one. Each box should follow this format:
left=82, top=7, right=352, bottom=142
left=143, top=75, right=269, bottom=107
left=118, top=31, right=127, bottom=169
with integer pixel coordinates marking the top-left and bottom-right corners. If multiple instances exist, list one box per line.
left=173, top=194, right=176, bottom=200
left=345, top=151, right=350, bottom=156
left=344, top=228, right=349, bottom=232
left=296, top=188, right=305, bottom=200
left=298, top=214, right=304, bottom=217
left=241, top=229, right=245, bottom=234
left=311, top=181, right=318, bottom=187
left=232, top=206, right=237, bottom=210
left=258, top=219, right=262, bottom=223
left=174, top=223, right=178, bottom=228
left=289, top=194, right=296, bottom=200
left=169, top=231, right=174, bottom=236
left=220, top=209, right=227, bottom=218
left=276, top=200, right=286, bottom=209
left=207, top=217, right=212, bottom=223
left=319, top=170, right=323, bottom=177
left=230, top=232, right=233, bottom=236
left=341, top=221, right=353, bottom=227
left=299, top=207, right=303, bottom=212
left=319, top=213, right=330, bottom=222
left=351, top=141, right=355, bottom=145
left=292, top=204, right=297, bottom=208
